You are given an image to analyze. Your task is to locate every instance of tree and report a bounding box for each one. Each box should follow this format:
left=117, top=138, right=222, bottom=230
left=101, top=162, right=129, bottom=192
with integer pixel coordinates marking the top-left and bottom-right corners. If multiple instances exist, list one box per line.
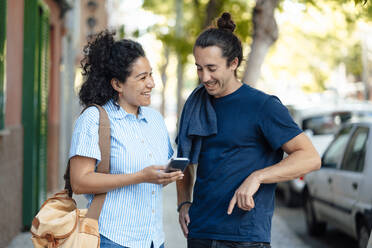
left=159, top=48, right=170, bottom=116
left=242, top=0, right=279, bottom=86
left=175, top=0, right=184, bottom=119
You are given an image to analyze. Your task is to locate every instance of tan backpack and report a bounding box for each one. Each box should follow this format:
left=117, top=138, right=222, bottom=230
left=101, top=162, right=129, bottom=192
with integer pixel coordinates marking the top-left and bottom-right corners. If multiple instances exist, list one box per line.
left=30, top=104, right=111, bottom=248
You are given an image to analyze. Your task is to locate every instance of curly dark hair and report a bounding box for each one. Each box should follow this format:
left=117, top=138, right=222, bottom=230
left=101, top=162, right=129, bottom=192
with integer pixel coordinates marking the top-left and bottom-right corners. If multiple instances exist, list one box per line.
left=79, top=30, right=145, bottom=107
left=194, top=12, right=242, bottom=75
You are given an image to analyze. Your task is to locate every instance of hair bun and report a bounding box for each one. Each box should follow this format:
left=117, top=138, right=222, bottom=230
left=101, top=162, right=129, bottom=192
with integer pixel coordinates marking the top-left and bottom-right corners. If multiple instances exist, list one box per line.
left=217, top=12, right=236, bottom=33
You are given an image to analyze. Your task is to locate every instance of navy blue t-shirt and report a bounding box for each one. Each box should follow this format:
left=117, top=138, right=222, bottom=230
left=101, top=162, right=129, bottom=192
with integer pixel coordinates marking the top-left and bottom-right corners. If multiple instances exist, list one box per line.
left=188, top=84, right=302, bottom=242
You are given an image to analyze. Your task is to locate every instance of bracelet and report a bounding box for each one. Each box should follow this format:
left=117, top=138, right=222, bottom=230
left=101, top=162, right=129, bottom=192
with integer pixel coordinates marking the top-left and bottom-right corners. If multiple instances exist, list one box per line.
left=177, top=201, right=192, bottom=212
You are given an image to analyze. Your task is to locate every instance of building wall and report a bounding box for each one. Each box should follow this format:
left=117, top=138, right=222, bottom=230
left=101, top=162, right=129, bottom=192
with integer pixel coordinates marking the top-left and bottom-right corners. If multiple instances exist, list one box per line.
left=0, top=127, right=23, bottom=246
left=0, top=0, right=66, bottom=245
left=0, top=1, right=24, bottom=246
left=59, top=0, right=81, bottom=189
left=5, top=0, right=24, bottom=126
left=44, top=0, right=63, bottom=194
left=0, top=0, right=108, bottom=243
left=79, top=0, right=108, bottom=62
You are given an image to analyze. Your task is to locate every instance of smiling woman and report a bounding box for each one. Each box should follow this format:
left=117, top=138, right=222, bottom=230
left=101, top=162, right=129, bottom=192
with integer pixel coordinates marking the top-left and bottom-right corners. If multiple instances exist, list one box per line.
left=114, top=56, right=155, bottom=115
left=68, top=30, right=184, bottom=248
left=79, top=30, right=146, bottom=109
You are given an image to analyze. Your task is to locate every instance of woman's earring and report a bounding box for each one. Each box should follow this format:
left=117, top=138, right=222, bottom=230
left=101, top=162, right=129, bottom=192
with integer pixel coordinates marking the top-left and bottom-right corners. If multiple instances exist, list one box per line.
left=119, top=92, right=123, bottom=97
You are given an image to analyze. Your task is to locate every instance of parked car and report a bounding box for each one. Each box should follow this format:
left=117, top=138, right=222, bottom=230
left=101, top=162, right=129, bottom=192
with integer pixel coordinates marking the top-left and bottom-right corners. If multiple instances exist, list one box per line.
left=277, top=101, right=372, bottom=207
left=303, top=120, right=372, bottom=248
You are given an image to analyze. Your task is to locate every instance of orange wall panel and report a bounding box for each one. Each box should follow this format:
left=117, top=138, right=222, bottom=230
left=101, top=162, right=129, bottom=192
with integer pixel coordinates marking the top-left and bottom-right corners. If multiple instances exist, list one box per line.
left=5, top=0, right=24, bottom=126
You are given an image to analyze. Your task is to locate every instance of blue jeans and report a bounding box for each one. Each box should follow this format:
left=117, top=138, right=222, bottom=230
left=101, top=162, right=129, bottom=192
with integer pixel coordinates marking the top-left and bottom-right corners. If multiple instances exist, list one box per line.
left=187, top=238, right=271, bottom=248
left=100, top=235, right=165, bottom=248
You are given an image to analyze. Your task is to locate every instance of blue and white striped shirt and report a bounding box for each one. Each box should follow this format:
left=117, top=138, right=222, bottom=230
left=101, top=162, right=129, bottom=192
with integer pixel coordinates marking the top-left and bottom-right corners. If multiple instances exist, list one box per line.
left=69, top=99, right=173, bottom=248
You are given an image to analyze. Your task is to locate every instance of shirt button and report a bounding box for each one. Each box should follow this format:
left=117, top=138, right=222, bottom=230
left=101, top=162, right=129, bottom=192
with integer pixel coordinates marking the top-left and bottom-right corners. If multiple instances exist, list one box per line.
left=141, top=140, right=144, bottom=143
left=152, top=191, right=155, bottom=195
left=149, top=153, right=152, bottom=157
left=152, top=210, right=155, bottom=213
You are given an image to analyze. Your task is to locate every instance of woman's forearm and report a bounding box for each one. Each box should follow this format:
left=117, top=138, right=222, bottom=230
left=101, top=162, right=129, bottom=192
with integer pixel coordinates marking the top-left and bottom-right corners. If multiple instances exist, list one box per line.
left=70, top=156, right=145, bottom=194
left=70, top=156, right=183, bottom=194
left=72, top=171, right=143, bottom=194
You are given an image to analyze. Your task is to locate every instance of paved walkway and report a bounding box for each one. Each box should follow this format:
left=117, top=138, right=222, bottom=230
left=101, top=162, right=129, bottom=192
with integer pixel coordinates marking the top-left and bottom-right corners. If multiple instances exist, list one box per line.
left=7, top=185, right=309, bottom=248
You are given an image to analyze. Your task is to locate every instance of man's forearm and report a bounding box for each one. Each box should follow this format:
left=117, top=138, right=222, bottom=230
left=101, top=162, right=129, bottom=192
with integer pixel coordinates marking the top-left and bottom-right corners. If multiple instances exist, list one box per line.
left=254, top=148, right=321, bottom=184
left=176, top=164, right=195, bottom=205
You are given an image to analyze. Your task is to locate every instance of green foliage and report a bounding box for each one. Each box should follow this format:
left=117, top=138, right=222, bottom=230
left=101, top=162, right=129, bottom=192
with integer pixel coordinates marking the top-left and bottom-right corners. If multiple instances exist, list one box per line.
left=143, top=0, right=253, bottom=64
left=143, top=0, right=370, bottom=93
left=299, top=0, right=372, bottom=22
left=265, top=0, right=369, bottom=93
left=217, top=0, right=254, bottom=43
left=157, top=32, right=193, bottom=64
left=338, top=43, right=363, bottom=80
left=300, top=1, right=367, bottom=81
left=143, top=0, right=175, bottom=17
left=118, top=25, right=125, bottom=39
left=132, top=29, right=140, bottom=38
left=116, top=25, right=141, bottom=39
left=354, top=0, right=368, bottom=5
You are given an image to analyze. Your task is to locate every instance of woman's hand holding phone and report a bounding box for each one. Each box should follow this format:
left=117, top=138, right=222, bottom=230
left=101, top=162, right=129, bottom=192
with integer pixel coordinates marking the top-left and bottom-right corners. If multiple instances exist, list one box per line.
left=165, top=158, right=190, bottom=173
left=139, top=165, right=183, bottom=185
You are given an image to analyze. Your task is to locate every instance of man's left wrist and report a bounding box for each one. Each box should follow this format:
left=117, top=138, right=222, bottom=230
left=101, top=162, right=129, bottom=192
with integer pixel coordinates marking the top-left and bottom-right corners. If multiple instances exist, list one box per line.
left=251, top=170, right=264, bottom=184
left=177, top=201, right=192, bottom=212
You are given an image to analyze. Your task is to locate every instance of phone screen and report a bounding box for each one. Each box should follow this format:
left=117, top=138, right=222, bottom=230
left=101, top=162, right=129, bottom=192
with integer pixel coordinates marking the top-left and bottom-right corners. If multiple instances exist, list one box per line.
left=165, top=158, right=189, bottom=172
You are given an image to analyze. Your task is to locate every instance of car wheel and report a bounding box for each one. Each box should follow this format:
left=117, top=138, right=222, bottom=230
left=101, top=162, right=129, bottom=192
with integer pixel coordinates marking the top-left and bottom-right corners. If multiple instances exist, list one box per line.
left=358, top=222, right=370, bottom=248
left=304, top=192, right=326, bottom=236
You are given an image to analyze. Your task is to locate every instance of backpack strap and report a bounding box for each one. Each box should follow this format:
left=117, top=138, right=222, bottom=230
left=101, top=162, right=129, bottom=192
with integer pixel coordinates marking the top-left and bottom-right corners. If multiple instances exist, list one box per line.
left=64, top=103, right=111, bottom=220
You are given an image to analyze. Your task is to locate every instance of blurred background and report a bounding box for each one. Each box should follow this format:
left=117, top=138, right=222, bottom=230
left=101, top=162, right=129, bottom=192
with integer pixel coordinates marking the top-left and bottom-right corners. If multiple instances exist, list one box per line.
left=1, top=0, right=372, bottom=247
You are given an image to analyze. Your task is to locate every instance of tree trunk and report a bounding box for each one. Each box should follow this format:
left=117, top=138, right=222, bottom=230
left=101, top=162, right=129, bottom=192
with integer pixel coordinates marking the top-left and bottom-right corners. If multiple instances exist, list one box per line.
left=176, top=60, right=184, bottom=119
left=361, top=33, right=370, bottom=100
left=175, top=0, right=184, bottom=121
left=160, top=48, right=169, bottom=116
left=242, top=0, right=279, bottom=86
left=203, top=0, right=223, bottom=28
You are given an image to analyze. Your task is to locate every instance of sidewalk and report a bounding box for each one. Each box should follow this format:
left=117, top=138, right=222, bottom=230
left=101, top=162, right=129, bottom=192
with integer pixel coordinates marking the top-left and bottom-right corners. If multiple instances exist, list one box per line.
left=7, top=185, right=309, bottom=248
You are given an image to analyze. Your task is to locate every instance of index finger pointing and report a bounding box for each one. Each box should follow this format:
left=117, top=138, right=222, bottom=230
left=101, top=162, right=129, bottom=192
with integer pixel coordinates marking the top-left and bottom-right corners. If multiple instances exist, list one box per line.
left=227, top=194, right=237, bottom=215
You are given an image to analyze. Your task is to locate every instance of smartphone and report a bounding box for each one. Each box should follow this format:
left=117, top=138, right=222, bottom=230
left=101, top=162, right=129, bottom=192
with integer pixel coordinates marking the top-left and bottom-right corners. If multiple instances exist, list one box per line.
left=165, top=158, right=190, bottom=173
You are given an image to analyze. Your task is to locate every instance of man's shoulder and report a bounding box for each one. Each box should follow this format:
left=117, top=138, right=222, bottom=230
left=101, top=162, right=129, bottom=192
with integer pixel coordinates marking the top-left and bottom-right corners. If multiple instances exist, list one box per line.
left=239, top=84, right=274, bottom=107
left=245, top=83, right=271, bottom=95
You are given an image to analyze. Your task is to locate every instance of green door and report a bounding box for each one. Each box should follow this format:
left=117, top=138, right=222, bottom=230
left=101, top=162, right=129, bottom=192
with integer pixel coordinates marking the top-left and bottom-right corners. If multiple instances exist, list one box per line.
left=22, top=0, right=50, bottom=228
left=0, top=0, right=6, bottom=130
